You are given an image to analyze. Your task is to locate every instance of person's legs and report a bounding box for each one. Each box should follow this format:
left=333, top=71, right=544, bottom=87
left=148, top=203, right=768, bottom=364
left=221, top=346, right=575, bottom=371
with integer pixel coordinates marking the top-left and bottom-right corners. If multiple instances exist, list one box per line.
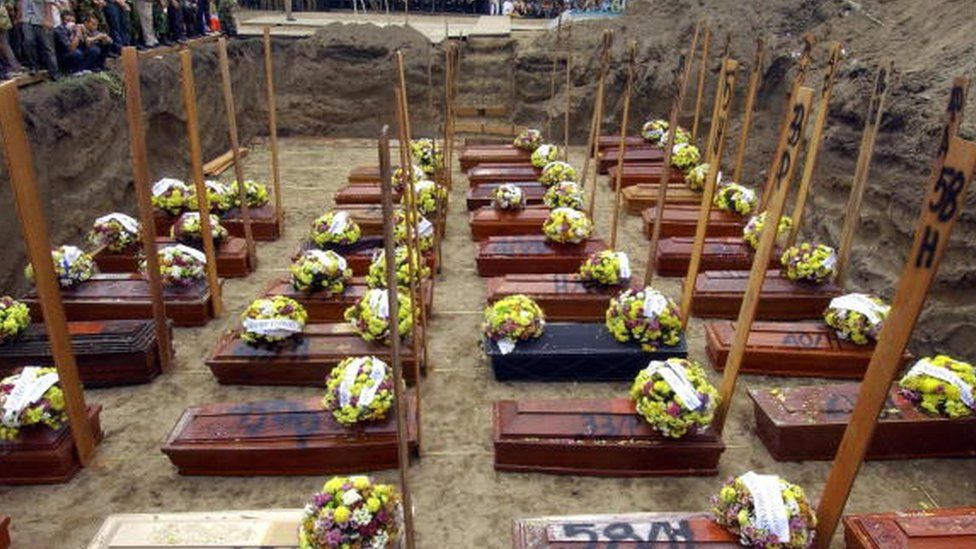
left=104, top=2, right=125, bottom=51
left=18, top=23, right=38, bottom=71
left=167, top=1, right=184, bottom=40
left=197, top=0, right=209, bottom=34
left=36, top=25, right=58, bottom=77
left=62, top=48, right=84, bottom=73
left=136, top=0, right=158, bottom=45
left=0, top=30, right=23, bottom=71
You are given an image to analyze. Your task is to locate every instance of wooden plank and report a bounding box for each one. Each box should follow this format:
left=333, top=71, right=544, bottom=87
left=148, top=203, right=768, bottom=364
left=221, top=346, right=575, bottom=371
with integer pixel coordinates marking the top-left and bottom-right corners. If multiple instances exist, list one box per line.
left=690, top=27, right=711, bottom=141
left=264, top=27, right=284, bottom=233
left=0, top=406, right=103, bottom=485
left=609, top=41, right=638, bottom=249
left=692, top=270, right=843, bottom=319
left=475, top=236, right=608, bottom=277
left=844, top=508, right=976, bottom=549
left=485, top=273, right=630, bottom=322
left=641, top=205, right=745, bottom=239
left=731, top=38, right=764, bottom=183
left=201, top=147, right=250, bottom=177
left=513, top=512, right=738, bottom=548
left=88, top=510, right=302, bottom=548
left=583, top=30, right=613, bottom=218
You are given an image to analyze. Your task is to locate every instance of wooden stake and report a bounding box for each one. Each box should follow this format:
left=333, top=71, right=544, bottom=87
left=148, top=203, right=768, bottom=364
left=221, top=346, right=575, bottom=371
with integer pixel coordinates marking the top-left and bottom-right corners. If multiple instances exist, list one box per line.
left=179, top=49, right=222, bottom=317
left=833, top=62, right=893, bottom=281
left=731, top=38, right=764, bottom=183
left=263, top=27, right=284, bottom=232
left=0, top=81, right=97, bottom=463
left=814, top=134, right=976, bottom=549
left=378, top=124, right=417, bottom=549
left=584, top=30, right=613, bottom=219
left=217, top=37, right=256, bottom=267
left=547, top=18, right=562, bottom=142
left=678, top=59, right=739, bottom=322
left=713, top=86, right=815, bottom=434
left=609, top=42, right=637, bottom=249
left=563, top=45, right=571, bottom=159
left=690, top=26, right=711, bottom=141
left=677, top=21, right=702, bottom=116
left=121, top=47, right=172, bottom=373
left=786, top=42, right=844, bottom=247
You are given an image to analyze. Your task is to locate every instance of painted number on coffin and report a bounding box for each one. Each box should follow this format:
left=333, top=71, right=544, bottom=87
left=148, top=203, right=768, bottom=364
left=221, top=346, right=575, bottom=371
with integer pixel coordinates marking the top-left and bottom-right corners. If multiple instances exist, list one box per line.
left=583, top=414, right=619, bottom=437
left=781, top=332, right=827, bottom=348
left=552, top=521, right=694, bottom=546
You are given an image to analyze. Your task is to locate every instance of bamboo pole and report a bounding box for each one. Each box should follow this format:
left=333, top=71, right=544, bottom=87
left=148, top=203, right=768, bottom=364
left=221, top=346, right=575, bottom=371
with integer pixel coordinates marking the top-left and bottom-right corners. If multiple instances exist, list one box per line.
left=678, top=59, right=739, bottom=323
left=263, top=27, right=284, bottom=232
left=217, top=37, right=256, bottom=267
left=121, top=48, right=172, bottom=373
left=815, top=135, right=976, bottom=548
left=609, top=42, right=637, bottom=249
left=179, top=49, right=222, bottom=317
left=713, top=87, right=815, bottom=434
left=677, top=21, right=702, bottom=117
left=584, top=30, right=613, bottom=219
left=0, top=81, right=97, bottom=463
left=731, top=38, right=764, bottom=183
left=690, top=26, right=711, bottom=141
left=377, top=124, right=417, bottom=549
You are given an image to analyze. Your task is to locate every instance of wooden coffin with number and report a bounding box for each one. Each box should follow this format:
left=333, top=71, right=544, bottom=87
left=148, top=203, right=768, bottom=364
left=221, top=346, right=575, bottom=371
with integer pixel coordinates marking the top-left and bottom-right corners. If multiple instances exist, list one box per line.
left=262, top=278, right=434, bottom=323
left=623, top=184, right=702, bottom=214
left=0, top=515, right=8, bottom=549
left=750, top=384, right=976, bottom=461
left=466, top=182, right=546, bottom=210
left=485, top=322, right=687, bottom=381
left=23, top=274, right=217, bottom=327
left=485, top=274, right=628, bottom=322
left=597, top=147, right=664, bottom=174
left=654, top=237, right=763, bottom=277
left=704, top=320, right=912, bottom=379
left=0, top=320, right=167, bottom=387
left=843, top=508, right=976, bottom=549
left=299, top=239, right=436, bottom=277
left=162, top=392, right=419, bottom=476
left=595, top=135, right=649, bottom=152
left=469, top=206, right=550, bottom=240
left=0, top=405, right=103, bottom=485
left=460, top=146, right=532, bottom=171
left=206, top=323, right=423, bottom=386
left=641, top=205, right=747, bottom=239
left=153, top=204, right=281, bottom=242
left=334, top=183, right=403, bottom=205
left=608, top=164, right=687, bottom=188
left=93, top=236, right=252, bottom=278
left=467, top=165, right=542, bottom=186
left=692, top=271, right=843, bottom=320
left=494, top=398, right=723, bottom=476
left=513, top=511, right=738, bottom=548
left=476, top=236, right=608, bottom=277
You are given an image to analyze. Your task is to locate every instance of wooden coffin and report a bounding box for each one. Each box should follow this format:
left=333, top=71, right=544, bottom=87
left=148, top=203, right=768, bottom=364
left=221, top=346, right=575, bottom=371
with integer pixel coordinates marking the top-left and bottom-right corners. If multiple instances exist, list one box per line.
left=692, top=270, right=843, bottom=320
left=93, top=236, right=252, bottom=278
left=206, top=323, right=423, bottom=387
left=641, top=204, right=747, bottom=239
left=299, top=239, right=436, bottom=277
left=608, top=164, right=687, bottom=188
left=334, top=183, right=403, bottom=205
left=844, top=508, right=976, bottom=549
left=623, top=184, right=702, bottom=214
left=475, top=236, right=608, bottom=277
left=595, top=134, right=649, bottom=152
left=513, top=512, right=738, bottom=548
left=494, top=398, right=723, bottom=476
left=467, top=165, right=542, bottom=187
left=347, top=164, right=445, bottom=186
left=162, top=391, right=419, bottom=476
left=0, top=405, right=103, bottom=484
left=469, top=206, right=549, bottom=240
left=485, top=274, right=627, bottom=322
left=89, top=511, right=304, bottom=549
left=466, top=182, right=546, bottom=210
left=0, top=515, right=8, bottom=549
left=343, top=203, right=391, bottom=236
left=750, top=384, right=976, bottom=461
left=0, top=320, right=166, bottom=387
left=655, top=237, right=764, bottom=277
left=263, top=277, right=434, bottom=323
left=704, top=320, right=911, bottom=379
left=153, top=204, right=281, bottom=241
left=460, top=146, right=532, bottom=171
left=598, top=146, right=665, bottom=174
left=23, top=274, right=216, bottom=327
left=485, top=322, right=687, bottom=381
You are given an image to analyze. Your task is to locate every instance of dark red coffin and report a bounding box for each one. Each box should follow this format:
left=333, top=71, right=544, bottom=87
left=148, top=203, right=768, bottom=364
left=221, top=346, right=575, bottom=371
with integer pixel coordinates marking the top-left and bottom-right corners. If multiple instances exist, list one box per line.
left=608, top=164, right=687, bottom=188
left=0, top=405, right=103, bottom=484
left=469, top=206, right=549, bottom=240
left=206, top=323, right=424, bottom=387
left=467, top=165, right=542, bottom=187
left=262, top=277, right=434, bottom=323
left=161, top=391, right=419, bottom=476
left=0, top=515, right=8, bottom=549
left=343, top=203, right=388, bottom=236
left=347, top=165, right=445, bottom=186
left=691, top=270, right=843, bottom=320
left=513, top=512, right=738, bottom=548
left=654, top=237, right=765, bottom=277
left=93, top=236, right=252, bottom=278
left=460, top=146, right=532, bottom=171
left=23, top=274, right=217, bottom=327
left=844, top=508, right=976, bottom=549
left=494, top=398, right=723, bottom=476
left=704, top=320, right=911, bottom=379
left=466, top=182, right=546, bottom=211
left=475, top=236, right=608, bottom=277
left=595, top=134, right=648, bottom=152
left=155, top=204, right=281, bottom=241
left=641, top=205, right=747, bottom=239
left=750, top=384, right=976, bottom=461
left=0, top=320, right=167, bottom=387
left=334, top=183, right=403, bottom=205
left=598, top=146, right=664, bottom=174
left=299, top=239, right=436, bottom=277
left=485, top=273, right=627, bottom=322
left=624, top=184, right=702, bottom=214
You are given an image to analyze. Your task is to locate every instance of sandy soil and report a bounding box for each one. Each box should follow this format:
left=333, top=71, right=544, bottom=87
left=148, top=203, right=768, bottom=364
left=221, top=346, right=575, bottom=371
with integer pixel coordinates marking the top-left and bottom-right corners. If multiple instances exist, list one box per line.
left=2, top=137, right=974, bottom=548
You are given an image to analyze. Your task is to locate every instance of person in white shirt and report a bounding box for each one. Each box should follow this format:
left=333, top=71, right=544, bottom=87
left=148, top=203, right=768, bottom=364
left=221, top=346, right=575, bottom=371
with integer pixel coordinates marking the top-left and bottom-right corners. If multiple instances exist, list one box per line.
left=501, top=0, right=513, bottom=15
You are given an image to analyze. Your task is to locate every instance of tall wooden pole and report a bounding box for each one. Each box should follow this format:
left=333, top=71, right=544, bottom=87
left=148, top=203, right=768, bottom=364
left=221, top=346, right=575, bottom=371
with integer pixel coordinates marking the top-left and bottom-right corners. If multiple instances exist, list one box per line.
left=179, top=49, right=222, bottom=317
left=731, top=38, right=764, bottom=184
left=609, top=42, right=637, bottom=249
left=677, top=21, right=702, bottom=117
left=547, top=17, right=562, bottom=142
left=217, top=37, right=256, bottom=267
left=563, top=43, right=572, bottom=159
left=0, top=81, right=96, bottom=463
left=584, top=30, right=612, bottom=219
left=121, top=48, right=173, bottom=373
left=690, top=27, right=711, bottom=142
left=712, top=87, right=815, bottom=434
left=263, top=27, right=284, bottom=232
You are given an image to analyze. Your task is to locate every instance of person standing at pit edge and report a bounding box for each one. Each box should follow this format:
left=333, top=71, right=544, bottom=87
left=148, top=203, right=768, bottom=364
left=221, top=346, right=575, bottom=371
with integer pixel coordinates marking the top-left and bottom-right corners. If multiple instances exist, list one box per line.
left=134, top=0, right=157, bottom=47
left=17, top=0, right=59, bottom=78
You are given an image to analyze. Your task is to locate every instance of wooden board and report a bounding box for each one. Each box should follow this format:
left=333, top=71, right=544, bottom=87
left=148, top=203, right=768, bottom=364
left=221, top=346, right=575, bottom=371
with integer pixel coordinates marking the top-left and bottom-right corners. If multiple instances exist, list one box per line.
left=0, top=515, right=8, bottom=549
left=202, top=147, right=249, bottom=177
left=299, top=239, right=436, bottom=277
left=0, top=320, right=166, bottom=387
left=641, top=204, right=746, bottom=239
left=162, top=391, right=419, bottom=476
left=623, top=184, right=702, bottom=214
left=469, top=206, right=550, bottom=240
left=704, top=320, right=911, bottom=379
left=485, top=322, right=687, bottom=381
left=466, top=182, right=546, bottom=211
left=206, top=323, right=423, bottom=387
left=475, top=236, right=608, bottom=277
left=494, top=398, right=723, bottom=476
left=334, top=183, right=403, bottom=205
left=513, top=512, right=738, bottom=548
left=597, top=147, right=665, bottom=174
left=750, top=384, right=976, bottom=461
left=263, top=277, right=434, bottom=323
left=655, top=237, right=768, bottom=277
left=0, top=405, right=103, bottom=484
left=88, top=510, right=304, bottom=548
left=467, top=165, right=542, bottom=187
left=93, top=236, right=252, bottom=278
left=608, top=164, right=688, bottom=188
left=843, top=508, right=976, bottom=549
left=486, top=274, right=627, bottom=322
left=459, top=146, right=532, bottom=171
left=692, top=270, right=843, bottom=320
left=23, top=274, right=216, bottom=327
